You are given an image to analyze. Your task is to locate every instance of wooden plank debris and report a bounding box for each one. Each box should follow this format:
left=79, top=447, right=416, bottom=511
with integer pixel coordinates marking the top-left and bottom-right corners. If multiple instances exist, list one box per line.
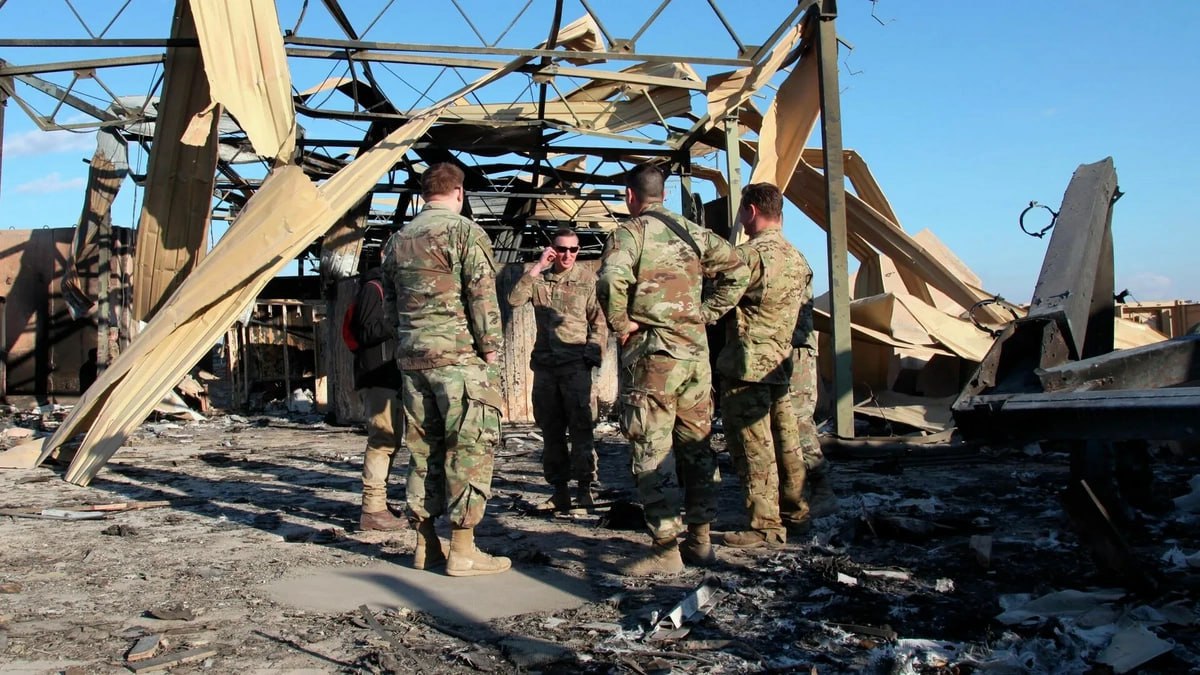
left=0, top=509, right=107, bottom=520
left=0, top=438, right=45, bottom=469
left=126, top=634, right=163, bottom=662
left=127, top=646, right=217, bottom=673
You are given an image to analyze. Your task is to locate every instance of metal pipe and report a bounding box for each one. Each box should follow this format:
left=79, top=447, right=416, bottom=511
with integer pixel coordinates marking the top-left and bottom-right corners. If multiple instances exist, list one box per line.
left=575, top=0, right=618, bottom=49
left=629, top=0, right=674, bottom=47
left=532, top=0, right=564, bottom=189
left=705, top=0, right=746, bottom=54
left=0, top=54, right=164, bottom=77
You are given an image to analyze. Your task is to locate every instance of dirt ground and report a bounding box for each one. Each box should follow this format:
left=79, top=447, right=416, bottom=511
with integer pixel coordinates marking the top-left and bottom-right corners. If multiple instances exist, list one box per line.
left=2, top=404, right=1199, bottom=674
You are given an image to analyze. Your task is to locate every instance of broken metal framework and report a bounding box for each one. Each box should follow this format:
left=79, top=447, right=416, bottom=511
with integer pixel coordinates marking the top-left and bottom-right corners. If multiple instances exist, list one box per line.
left=0, top=0, right=1026, bottom=484
left=951, top=158, right=1200, bottom=588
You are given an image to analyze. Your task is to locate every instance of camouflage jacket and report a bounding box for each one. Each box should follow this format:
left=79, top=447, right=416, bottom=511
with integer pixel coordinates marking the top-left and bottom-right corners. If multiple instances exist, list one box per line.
left=717, top=228, right=809, bottom=384
left=792, top=258, right=816, bottom=351
left=507, top=262, right=605, bottom=370
left=598, top=203, right=748, bottom=362
left=381, top=203, right=503, bottom=370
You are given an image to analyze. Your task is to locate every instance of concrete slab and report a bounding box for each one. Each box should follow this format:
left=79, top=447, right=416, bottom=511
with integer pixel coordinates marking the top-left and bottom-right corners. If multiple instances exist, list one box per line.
left=266, top=563, right=595, bottom=624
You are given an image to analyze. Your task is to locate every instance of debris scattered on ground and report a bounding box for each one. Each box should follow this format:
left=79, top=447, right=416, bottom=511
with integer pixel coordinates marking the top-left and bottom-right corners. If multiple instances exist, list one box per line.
left=126, top=634, right=163, bottom=663
left=126, top=645, right=219, bottom=673
left=102, top=523, right=140, bottom=536
left=1098, top=625, right=1174, bottom=673
left=648, top=577, right=728, bottom=641
left=1, top=416, right=1197, bottom=672
left=500, top=636, right=574, bottom=669
left=146, top=605, right=196, bottom=622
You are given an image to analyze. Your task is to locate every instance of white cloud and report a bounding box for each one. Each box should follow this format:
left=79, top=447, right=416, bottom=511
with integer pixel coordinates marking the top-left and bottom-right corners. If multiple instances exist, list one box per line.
left=14, top=172, right=86, bottom=195
left=3, top=127, right=95, bottom=157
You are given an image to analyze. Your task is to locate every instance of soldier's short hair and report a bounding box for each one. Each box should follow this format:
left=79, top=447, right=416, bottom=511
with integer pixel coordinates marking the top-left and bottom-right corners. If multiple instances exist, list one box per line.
left=552, top=226, right=578, bottom=242
left=625, top=162, right=666, bottom=201
left=741, top=182, right=784, bottom=220
left=422, top=162, right=465, bottom=199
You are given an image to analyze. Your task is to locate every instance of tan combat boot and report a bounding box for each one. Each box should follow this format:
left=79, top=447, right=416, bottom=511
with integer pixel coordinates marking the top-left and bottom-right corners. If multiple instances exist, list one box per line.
left=680, top=523, right=717, bottom=567
left=446, top=527, right=512, bottom=577
left=722, top=529, right=786, bottom=549
left=413, top=519, right=447, bottom=570
left=621, top=537, right=685, bottom=577
left=781, top=498, right=812, bottom=535
left=574, top=481, right=596, bottom=510
left=806, top=473, right=839, bottom=518
left=538, top=482, right=572, bottom=512
left=360, top=508, right=409, bottom=532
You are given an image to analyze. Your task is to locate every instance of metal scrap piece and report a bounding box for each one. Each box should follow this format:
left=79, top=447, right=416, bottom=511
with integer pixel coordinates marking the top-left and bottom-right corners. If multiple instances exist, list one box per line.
left=647, top=577, right=727, bottom=641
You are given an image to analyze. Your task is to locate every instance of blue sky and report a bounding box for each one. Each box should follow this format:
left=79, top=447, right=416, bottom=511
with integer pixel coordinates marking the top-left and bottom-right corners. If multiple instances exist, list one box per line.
left=1, top=0, right=1197, bottom=301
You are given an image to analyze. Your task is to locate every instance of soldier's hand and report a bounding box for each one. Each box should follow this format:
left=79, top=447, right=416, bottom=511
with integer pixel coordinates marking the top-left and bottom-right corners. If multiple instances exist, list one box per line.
left=483, top=350, right=499, bottom=364
left=532, top=246, right=557, bottom=273
left=620, top=321, right=641, bottom=345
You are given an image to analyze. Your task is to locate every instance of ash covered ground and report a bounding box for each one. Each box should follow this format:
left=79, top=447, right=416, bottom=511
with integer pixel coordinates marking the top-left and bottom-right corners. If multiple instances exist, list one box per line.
left=2, top=407, right=1198, bottom=674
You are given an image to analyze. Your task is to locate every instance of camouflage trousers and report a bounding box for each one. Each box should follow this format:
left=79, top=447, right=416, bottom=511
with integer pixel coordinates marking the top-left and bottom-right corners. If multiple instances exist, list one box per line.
left=361, top=386, right=404, bottom=512
left=621, top=353, right=717, bottom=541
left=532, top=363, right=597, bottom=486
left=720, top=377, right=808, bottom=534
left=401, top=362, right=502, bottom=529
left=791, top=346, right=827, bottom=477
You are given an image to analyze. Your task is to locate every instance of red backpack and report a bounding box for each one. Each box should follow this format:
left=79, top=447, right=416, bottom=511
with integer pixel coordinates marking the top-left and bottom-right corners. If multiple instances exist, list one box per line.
left=341, top=279, right=384, bottom=352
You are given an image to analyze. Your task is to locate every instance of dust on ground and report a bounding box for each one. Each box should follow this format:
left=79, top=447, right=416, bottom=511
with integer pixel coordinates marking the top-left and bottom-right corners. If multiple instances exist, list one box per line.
left=1, top=408, right=1199, bottom=674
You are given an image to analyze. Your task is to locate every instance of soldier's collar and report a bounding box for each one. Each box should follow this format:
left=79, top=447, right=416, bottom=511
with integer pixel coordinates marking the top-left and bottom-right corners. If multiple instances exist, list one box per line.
left=750, top=227, right=784, bottom=239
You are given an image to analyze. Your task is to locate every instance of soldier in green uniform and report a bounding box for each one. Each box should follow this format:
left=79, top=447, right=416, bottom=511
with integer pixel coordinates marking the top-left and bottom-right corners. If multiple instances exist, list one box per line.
left=381, top=163, right=510, bottom=577
left=791, top=284, right=838, bottom=517
left=508, top=227, right=606, bottom=511
left=598, top=162, right=749, bottom=576
left=717, top=183, right=813, bottom=548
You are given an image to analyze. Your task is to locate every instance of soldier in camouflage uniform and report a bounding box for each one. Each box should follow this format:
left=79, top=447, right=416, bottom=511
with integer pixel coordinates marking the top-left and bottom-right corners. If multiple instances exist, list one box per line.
left=350, top=255, right=408, bottom=533
left=716, top=183, right=813, bottom=548
left=508, top=227, right=605, bottom=512
left=791, top=280, right=838, bottom=517
left=598, top=162, right=749, bottom=576
left=381, top=163, right=510, bottom=577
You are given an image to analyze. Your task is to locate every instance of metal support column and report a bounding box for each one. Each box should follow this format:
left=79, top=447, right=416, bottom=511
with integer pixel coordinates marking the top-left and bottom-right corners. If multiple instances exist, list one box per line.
left=96, top=213, right=112, bottom=376
left=676, top=153, right=696, bottom=222
left=816, top=0, right=854, bottom=437
left=724, top=115, right=742, bottom=240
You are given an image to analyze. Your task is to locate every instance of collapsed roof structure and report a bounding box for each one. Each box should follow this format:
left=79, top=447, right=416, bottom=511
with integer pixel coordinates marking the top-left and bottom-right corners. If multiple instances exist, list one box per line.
left=0, top=0, right=1165, bottom=487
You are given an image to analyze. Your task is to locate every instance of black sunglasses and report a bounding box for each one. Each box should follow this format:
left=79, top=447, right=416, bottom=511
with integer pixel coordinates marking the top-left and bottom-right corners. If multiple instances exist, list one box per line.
left=554, top=245, right=580, bottom=253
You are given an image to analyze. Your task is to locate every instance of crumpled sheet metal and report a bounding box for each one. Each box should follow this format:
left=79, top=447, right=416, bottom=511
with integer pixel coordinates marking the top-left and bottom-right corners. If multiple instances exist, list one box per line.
left=41, top=50, right=532, bottom=484
left=189, top=0, right=295, bottom=163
